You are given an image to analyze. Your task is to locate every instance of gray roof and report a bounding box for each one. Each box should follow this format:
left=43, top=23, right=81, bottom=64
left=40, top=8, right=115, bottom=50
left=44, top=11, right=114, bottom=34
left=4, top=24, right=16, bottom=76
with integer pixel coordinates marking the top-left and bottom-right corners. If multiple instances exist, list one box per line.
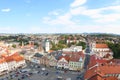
left=34, top=53, right=43, bottom=58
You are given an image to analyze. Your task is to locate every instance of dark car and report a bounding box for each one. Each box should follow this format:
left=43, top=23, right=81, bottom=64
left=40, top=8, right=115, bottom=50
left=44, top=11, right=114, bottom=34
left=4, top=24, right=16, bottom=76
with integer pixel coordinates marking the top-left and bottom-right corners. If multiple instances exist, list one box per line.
left=45, top=72, right=48, bottom=76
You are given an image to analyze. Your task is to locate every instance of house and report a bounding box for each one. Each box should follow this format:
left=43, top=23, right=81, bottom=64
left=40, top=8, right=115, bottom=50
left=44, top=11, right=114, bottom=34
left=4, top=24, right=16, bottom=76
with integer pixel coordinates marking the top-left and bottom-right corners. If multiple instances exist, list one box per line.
left=85, top=54, right=120, bottom=80
left=57, top=54, right=70, bottom=69
left=30, top=53, right=43, bottom=64
left=62, top=46, right=82, bottom=52
left=39, top=56, right=49, bottom=66
left=5, top=56, right=16, bottom=71
left=69, top=52, right=85, bottom=71
left=12, top=53, right=26, bottom=68
left=91, top=43, right=113, bottom=59
left=23, top=52, right=35, bottom=60
left=84, top=64, right=120, bottom=80
left=0, top=52, right=26, bottom=73
left=48, top=55, right=57, bottom=67
left=0, top=58, right=8, bottom=75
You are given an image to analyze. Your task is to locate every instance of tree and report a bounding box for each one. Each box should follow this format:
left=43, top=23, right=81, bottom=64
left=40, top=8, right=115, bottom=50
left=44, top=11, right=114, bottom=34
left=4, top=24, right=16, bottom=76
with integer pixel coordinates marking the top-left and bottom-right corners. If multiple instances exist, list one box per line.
left=76, top=41, right=86, bottom=50
left=12, top=44, right=16, bottom=48
left=106, top=42, right=120, bottom=59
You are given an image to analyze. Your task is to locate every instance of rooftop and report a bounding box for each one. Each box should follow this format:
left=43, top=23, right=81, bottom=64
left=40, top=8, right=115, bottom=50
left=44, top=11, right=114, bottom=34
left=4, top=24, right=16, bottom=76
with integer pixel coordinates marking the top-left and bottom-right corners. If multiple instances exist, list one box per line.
left=96, top=44, right=108, bottom=48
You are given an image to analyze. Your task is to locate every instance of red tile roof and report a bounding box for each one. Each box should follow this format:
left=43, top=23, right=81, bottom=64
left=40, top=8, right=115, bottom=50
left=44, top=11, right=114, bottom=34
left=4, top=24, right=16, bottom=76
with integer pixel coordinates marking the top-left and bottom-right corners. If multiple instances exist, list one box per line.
left=86, top=55, right=120, bottom=79
left=88, top=55, right=108, bottom=69
left=59, top=55, right=70, bottom=61
left=2, top=53, right=24, bottom=63
left=62, top=51, right=85, bottom=62
left=0, top=58, right=6, bottom=64
left=85, top=64, right=120, bottom=80
left=96, top=44, right=108, bottom=48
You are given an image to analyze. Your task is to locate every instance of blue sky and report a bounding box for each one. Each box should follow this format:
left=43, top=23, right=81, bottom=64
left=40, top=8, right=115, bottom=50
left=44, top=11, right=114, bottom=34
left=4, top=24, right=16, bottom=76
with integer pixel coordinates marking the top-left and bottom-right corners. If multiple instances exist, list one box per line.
left=0, top=0, right=120, bottom=34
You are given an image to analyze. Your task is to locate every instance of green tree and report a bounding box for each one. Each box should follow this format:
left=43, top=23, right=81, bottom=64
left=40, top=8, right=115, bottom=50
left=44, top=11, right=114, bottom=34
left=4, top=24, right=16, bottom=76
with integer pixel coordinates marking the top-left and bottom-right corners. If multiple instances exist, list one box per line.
left=106, top=42, right=120, bottom=59
left=12, top=44, right=16, bottom=48
left=76, top=41, right=86, bottom=50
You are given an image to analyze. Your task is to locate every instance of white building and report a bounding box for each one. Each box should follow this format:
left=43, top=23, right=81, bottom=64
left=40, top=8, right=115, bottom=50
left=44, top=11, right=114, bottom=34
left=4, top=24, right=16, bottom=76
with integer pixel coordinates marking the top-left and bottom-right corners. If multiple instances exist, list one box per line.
left=0, top=58, right=8, bottom=74
left=91, top=43, right=113, bottom=59
left=62, top=46, right=82, bottom=52
left=45, top=39, right=50, bottom=52
left=57, top=54, right=69, bottom=69
left=0, top=53, right=26, bottom=75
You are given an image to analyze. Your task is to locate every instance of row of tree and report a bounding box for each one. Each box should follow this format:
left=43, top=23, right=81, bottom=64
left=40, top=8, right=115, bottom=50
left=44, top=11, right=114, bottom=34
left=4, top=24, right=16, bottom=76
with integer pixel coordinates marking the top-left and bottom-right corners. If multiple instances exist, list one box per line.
left=106, top=42, right=120, bottom=59
left=50, top=40, right=86, bottom=50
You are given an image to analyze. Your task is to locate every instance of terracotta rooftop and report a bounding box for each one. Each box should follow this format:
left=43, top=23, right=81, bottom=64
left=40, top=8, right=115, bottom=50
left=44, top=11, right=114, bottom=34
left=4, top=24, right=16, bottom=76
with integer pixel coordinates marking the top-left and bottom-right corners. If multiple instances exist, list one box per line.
left=85, top=64, right=120, bottom=80
left=105, top=76, right=118, bottom=80
left=0, top=58, right=6, bottom=64
left=1, top=53, right=24, bottom=63
left=59, top=55, right=70, bottom=61
left=87, top=55, right=120, bottom=80
left=88, top=55, right=108, bottom=69
left=96, top=44, right=108, bottom=48
left=62, top=51, right=85, bottom=62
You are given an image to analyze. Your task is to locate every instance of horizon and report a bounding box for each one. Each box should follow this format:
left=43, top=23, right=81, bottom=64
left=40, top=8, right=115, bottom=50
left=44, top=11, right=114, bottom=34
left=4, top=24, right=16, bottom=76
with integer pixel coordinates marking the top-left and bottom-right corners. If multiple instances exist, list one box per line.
left=0, top=0, right=120, bottom=34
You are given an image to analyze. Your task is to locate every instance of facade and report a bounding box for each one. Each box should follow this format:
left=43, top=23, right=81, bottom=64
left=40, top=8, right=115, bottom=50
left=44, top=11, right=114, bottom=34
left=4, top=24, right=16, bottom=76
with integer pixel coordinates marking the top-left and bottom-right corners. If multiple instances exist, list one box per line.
left=23, top=52, right=35, bottom=60
left=48, top=55, right=57, bottom=67
left=57, top=55, right=69, bottom=69
left=39, top=56, right=49, bottom=66
left=69, top=57, right=84, bottom=71
left=45, top=39, right=50, bottom=52
left=91, top=43, right=113, bottom=59
left=0, top=58, right=8, bottom=74
left=62, top=46, right=82, bottom=52
left=0, top=53, right=26, bottom=75
left=30, top=53, right=43, bottom=64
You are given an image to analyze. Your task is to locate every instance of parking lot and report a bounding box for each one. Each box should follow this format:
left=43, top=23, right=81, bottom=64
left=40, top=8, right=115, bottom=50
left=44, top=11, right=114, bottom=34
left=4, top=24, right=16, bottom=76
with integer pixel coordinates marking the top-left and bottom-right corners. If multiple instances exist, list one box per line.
left=0, top=61, right=83, bottom=80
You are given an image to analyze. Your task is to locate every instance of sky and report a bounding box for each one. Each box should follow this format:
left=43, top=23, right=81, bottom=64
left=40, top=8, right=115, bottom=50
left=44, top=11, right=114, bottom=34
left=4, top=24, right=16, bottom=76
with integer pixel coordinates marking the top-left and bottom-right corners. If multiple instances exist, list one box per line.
left=0, top=0, right=120, bottom=34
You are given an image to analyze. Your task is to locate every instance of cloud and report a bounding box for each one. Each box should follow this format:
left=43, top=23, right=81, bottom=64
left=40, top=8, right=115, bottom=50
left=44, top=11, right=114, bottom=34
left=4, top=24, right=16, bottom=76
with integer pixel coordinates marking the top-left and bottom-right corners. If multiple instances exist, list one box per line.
left=70, top=0, right=87, bottom=8
left=48, top=9, right=63, bottom=16
left=1, top=8, right=11, bottom=12
left=70, top=5, right=120, bottom=22
left=42, top=0, right=120, bottom=33
left=43, top=13, right=76, bottom=26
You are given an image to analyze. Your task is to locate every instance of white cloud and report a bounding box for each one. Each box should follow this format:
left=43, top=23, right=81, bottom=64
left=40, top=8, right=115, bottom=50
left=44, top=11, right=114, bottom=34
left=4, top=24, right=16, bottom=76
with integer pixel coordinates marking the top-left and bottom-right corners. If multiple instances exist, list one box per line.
left=43, top=13, right=75, bottom=25
left=48, top=11, right=60, bottom=16
left=70, top=5, right=120, bottom=22
left=42, top=0, right=120, bottom=33
left=70, top=0, right=87, bottom=8
left=1, top=8, right=11, bottom=12
left=96, top=13, right=120, bottom=23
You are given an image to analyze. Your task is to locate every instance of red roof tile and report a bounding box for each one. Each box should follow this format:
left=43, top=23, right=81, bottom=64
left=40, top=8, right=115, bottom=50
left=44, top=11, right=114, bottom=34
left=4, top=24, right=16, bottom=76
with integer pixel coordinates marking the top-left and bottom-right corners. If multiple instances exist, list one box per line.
left=0, top=58, right=6, bottom=64
left=59, top=55, right=70, bottom=61
left=96, top=44, right=108, bottom=48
